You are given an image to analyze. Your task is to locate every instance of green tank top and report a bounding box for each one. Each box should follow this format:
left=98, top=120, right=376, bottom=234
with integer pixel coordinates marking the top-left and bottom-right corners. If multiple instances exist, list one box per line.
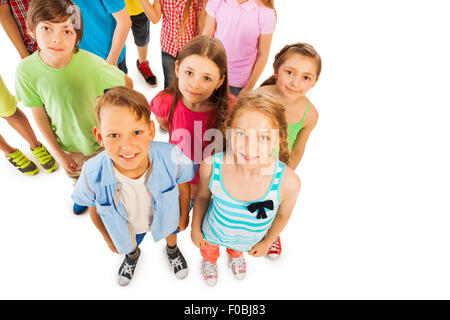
left=287, top=101, right=311, bottom=151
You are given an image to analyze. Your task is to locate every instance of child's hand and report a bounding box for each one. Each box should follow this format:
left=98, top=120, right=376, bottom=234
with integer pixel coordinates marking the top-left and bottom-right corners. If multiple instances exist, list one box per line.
left=191, top=229, right=208, bottom=249
left=56, top=152, right=79, bottom=173
left=248, top=239, right=271, bottom=258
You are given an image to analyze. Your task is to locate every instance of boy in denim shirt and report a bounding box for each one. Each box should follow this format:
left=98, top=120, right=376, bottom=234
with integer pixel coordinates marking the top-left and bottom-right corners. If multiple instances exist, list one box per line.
left=72, top=87, right=196, bottom=285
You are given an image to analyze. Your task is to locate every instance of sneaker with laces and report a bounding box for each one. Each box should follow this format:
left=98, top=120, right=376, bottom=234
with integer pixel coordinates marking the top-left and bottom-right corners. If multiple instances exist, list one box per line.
left=117, top=248, right=140, bottom=286
left=267, top=236, right=282, bottom=259
left=166, top=247, right=188, bottom=279
left=201, top=258, right=218, bottom=286
left=5, top=149, right=39, bottom=175
left=31, top=144, right=57, bottom=173
left=137, top=59, right=157, bottom=87
left=228, top=254, right=246, bottom=280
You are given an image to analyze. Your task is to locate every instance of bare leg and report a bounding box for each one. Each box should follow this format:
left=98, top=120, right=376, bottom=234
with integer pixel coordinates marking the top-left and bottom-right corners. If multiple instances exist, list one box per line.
left=0, top=134, right=16, bottom=155
left=166, top=233, right=177, bottom=247
left=3, top=108, right=40, bottom=149
left=137, top=45, right=148, bottom=64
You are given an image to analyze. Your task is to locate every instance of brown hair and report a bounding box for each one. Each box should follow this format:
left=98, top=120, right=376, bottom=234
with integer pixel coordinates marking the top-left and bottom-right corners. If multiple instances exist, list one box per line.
left=261, top=42, right=322, bottom=87
left=166, top=35, right=230, bottom=134
left=224, top=91, right=290, bottom=164
left=95, top=87, right=151, bottom=125
left=26, top=0, right=83, bottom=53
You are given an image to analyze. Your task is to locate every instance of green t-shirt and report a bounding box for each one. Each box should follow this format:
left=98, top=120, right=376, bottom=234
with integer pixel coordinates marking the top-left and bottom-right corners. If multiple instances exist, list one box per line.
left=15, top=49, right=125, bottom=156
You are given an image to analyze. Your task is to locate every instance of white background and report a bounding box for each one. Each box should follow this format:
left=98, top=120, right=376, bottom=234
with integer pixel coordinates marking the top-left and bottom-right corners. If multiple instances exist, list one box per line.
left=1, top=0, right=450, bottom=299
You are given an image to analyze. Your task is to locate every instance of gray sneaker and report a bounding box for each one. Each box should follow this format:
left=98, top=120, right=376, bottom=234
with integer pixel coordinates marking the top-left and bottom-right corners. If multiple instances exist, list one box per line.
left=117, top=248, right=140, bottom=286
left=166, top=247, right=188, bottom=279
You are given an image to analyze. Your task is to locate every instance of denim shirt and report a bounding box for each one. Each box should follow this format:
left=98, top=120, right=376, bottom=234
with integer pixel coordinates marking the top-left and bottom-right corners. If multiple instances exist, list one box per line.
left=72, top=141, right=197, bottom=254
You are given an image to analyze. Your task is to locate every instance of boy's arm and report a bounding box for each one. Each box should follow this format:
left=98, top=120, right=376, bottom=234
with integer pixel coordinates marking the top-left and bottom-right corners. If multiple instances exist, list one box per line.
left=31, top=106, right=78, bottom=172
left=0, top=4, right=30, bottom=59
left=106, top=7, right=132, bottom=66
left=191, top=157, right=213, bottom=248
left=288, top=106, right=318, bottom=170
left=177, top=182, right=191, bottom=231
left=89, top=207, right=119, bottom=254
left=201, top=13, right=216, bottom=37
left=138, top=0, right=162, bottom=24
left=240, top=33, right=273, bottom=96
left=248, top=167, right=300, bottom=257
left=124, top=74, right=133, bottom=88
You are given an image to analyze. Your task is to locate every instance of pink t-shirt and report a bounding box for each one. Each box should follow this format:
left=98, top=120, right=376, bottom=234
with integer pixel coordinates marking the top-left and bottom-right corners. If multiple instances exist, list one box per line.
left=206, top=0, right=276, bottom=87
left=150, top=91, right=220, bottom=185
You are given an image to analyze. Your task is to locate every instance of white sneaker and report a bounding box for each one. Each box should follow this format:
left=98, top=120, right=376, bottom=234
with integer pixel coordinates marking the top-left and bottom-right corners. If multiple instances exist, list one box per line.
left=201, top=258, right=218, bottom=286
left=228, top=254, right=246, bottom=280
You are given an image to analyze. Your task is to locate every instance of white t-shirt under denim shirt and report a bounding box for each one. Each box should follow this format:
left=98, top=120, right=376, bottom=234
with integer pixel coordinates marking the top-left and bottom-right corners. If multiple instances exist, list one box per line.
left=114, top=167, right=153, bottom=234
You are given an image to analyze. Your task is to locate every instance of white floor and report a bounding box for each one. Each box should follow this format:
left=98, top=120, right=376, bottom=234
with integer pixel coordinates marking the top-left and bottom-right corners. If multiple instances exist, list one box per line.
left=1, top=0, right=450, bottom=299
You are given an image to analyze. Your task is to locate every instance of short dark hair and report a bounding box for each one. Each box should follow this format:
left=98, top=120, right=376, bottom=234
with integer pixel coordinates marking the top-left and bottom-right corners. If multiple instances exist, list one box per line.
left=26, top=0, right=83, bottom=53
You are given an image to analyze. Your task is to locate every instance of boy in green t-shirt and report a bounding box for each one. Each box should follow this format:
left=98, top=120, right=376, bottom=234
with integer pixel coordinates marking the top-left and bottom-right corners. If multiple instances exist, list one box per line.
left=15, top=0, right=133, bottom=214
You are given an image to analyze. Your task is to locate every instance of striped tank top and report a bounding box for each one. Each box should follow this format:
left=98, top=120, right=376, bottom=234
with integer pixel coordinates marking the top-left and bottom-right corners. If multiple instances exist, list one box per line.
left=201, top=152, right=286, bottom=252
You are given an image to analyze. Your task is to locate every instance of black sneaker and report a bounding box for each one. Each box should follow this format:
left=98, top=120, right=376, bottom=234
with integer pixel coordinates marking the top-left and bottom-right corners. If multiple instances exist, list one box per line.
left=166, top=247, right=188, bottom=279
left=117, top=247, right=140, bottom=286
left=137, top=59, right=157, bottom=87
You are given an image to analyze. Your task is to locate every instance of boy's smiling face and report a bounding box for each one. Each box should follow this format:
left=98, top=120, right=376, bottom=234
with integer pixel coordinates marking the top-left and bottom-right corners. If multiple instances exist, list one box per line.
left=30, top=19, right=78, bottom=68
left=94, top=106, right=155, bottom=179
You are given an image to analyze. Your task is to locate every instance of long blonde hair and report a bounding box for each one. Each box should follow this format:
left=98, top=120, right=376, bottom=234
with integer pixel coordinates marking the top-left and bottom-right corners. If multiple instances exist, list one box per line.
left=224, top=91, right=290, bottom=164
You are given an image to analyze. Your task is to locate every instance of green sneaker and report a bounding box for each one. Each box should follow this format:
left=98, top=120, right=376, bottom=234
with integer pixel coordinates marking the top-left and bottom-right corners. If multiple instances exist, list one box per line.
left=31, top=144, right=57, bottom=173
left=6, top=149, right=39, bottom=176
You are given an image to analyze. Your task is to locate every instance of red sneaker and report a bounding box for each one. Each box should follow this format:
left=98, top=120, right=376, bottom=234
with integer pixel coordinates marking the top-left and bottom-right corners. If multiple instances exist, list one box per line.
left=267, top=236, right=282, bottom=259
left=137, top=59, right=157, bottom=87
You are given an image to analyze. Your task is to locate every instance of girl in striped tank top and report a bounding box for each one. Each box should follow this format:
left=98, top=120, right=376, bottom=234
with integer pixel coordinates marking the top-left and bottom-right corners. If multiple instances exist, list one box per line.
left=191, top=92, right=301, bottom=286
left=258, top=43, right=321, bottom=259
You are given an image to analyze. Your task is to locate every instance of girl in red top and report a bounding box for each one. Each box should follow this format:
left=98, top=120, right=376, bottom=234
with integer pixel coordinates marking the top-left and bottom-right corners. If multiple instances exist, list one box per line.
left=138, top=0, right=206, bottom=88
left=150, top=35, right=234, bottom=199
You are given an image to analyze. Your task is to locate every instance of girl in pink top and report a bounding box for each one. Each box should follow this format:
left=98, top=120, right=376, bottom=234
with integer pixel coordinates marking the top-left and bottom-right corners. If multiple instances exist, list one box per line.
left=150, top=35, right=234, bottom=198
left=202, top=0, right=276, bottom=97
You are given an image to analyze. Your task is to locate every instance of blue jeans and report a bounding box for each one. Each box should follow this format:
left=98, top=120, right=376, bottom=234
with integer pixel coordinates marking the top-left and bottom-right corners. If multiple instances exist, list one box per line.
left=229, top=86, right=243, bottom=97
left=161, top=50, right=176, bottom=88
left=118, top=56, right=128, bottom=74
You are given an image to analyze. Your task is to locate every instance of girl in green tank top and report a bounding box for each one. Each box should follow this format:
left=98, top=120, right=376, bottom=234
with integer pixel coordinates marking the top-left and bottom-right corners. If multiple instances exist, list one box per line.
left=257, top=42, right=321, bottom=170
left=256, top=42, right=322, bottom=259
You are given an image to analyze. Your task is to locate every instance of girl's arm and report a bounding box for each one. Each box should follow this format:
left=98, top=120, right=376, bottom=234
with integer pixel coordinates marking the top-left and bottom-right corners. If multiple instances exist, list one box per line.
left=201, top=13, right=216, bottom=37
left=191, top=157, right=213, bottom=248
left=138, top=0, right=162, bottom=24
left=248, top=167, right=300, bottom=257
left=89, top=207, right=119, bottom=254
left=31, top=106, right=78, bottom=172
left=177, top=182, right=191, bottom=231
left=240, top=33, right=273, bottom=95
left=106, top=7, right=132, bottom=66
left=0, top=4, right=30, bottom=59
left=288, top=106, right=318, bottom=170
left=196, top=0, right=208, bottom=34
